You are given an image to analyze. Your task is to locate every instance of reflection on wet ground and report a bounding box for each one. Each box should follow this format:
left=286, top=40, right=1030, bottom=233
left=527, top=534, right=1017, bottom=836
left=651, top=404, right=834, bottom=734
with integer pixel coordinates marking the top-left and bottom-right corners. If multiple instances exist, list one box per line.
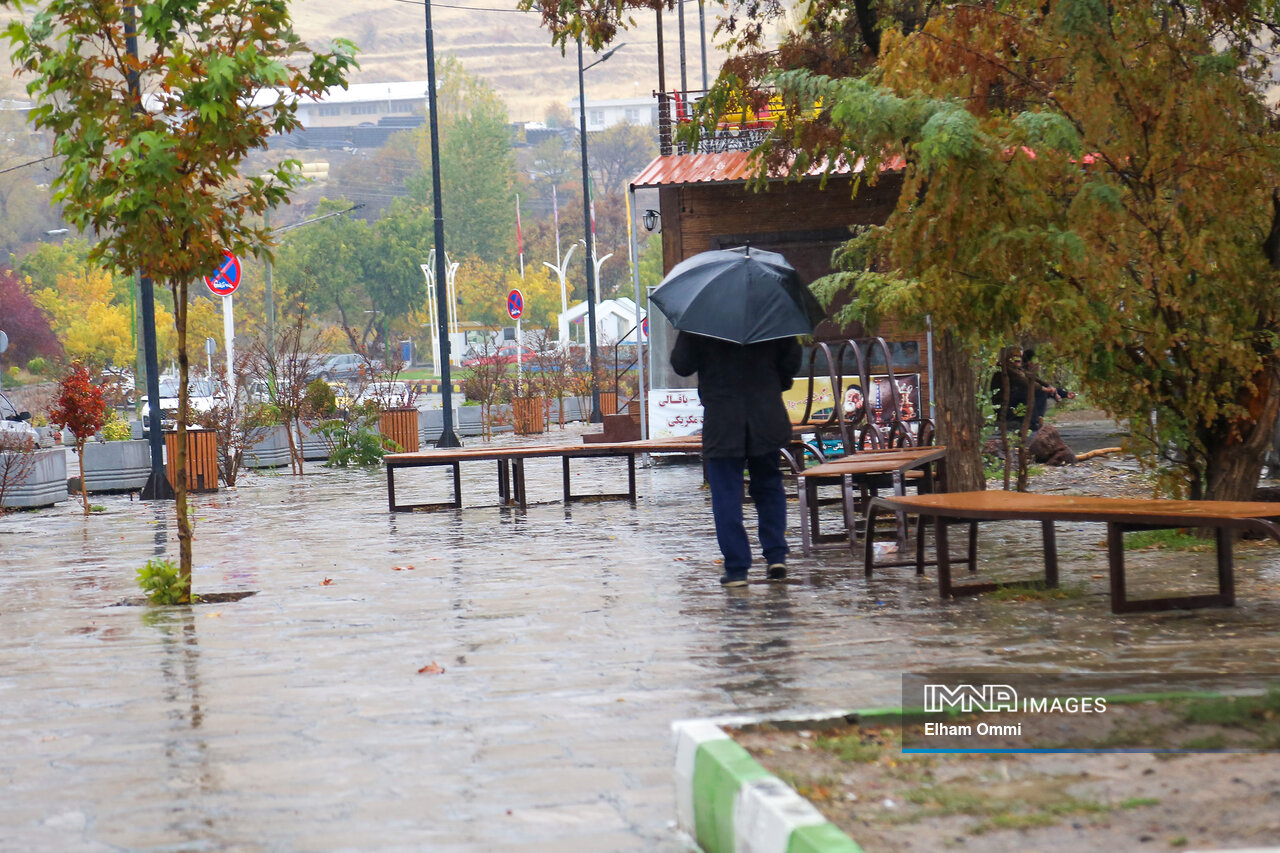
left=2, top=433, right=1279, bottom=850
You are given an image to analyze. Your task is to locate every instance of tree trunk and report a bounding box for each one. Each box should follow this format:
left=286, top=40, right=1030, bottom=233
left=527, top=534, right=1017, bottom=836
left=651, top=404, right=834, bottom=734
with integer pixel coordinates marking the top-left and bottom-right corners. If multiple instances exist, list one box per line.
left=933, top=329, right=985, bottom=492
left=76, top=439, right=89, bottom=514
left=1203, top=362, right=1280, bottom=501
left=173, top=278, right=193, bottom=603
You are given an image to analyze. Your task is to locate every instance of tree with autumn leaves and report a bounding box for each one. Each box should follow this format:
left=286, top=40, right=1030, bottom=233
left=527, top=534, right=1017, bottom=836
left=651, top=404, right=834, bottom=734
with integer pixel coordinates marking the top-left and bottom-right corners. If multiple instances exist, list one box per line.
left=3, top=0, right=356, bottom=600
left=526, top=0, right=1280, bottom=500
left=49, top=363, right=108, bottom=515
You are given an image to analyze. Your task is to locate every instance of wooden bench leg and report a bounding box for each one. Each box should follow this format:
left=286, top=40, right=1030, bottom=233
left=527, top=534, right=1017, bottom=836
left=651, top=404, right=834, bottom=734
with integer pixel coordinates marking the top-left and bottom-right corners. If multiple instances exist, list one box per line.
left=936, top=514, right=953, bottom=596
left=387, top=464, right=399, bottom=512
left=628, top=453, right=637, bottom=502
left=1108, top=523, right=1235, bottom=614
left=497, top=459, right=510, bottom=505
left=451, top=461, right=462, bottom=508
left=1218, top=527, right=1236, bottom=607
left=799, top=475, right=814, bottom=556
left=514, top=459, right=527, bottom=508
left=1042, top=520, right=1059, bottom=588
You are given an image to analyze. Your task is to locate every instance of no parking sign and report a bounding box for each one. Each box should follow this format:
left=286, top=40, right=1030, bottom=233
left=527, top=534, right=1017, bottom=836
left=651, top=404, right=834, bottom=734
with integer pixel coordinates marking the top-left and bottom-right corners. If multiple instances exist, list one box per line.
left=507, top=289, right=524, bottom=321
left=204, top=251, right=241, bottom=296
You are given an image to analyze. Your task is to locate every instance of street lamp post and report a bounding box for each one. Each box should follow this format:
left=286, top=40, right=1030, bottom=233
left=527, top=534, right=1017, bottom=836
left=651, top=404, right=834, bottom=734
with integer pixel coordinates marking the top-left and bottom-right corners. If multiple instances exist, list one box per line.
left=542, top=242, right=577, bottom=346
left=577, top=36, right=624, bottom=423
left=423, top=0, right=460, bottom=447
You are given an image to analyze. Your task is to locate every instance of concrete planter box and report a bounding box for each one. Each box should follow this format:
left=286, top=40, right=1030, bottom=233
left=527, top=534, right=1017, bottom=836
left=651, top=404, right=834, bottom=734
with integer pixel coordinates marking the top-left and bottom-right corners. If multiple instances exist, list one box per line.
left=419, top=408, right=444, bottom=443
left=298, top=423, right=331, bottom=461
left=456, top=405, right=484, bottom=437
left=78, top=440, right=150, bottom=493
left=1, top=447, right=68, bottom=508
left=245, top=426, right=292, bottom=469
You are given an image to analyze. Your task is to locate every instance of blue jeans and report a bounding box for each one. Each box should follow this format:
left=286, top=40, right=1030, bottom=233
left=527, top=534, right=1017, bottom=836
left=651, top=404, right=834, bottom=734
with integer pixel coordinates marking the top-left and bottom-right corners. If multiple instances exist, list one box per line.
left=705, top=453, right=790, bottom=574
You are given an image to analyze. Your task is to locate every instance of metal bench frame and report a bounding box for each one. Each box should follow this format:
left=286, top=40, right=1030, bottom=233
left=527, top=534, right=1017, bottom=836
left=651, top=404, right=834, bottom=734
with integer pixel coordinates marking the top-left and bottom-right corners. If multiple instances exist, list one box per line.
left=863, top=491, right=1280, bottom=614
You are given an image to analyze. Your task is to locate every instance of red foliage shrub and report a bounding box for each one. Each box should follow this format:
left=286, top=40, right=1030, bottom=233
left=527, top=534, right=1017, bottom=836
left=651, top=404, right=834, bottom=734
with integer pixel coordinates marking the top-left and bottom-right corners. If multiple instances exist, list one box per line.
left=49, top=363, right=108, bottom=444
left=0, top=268, right=62, bottom=367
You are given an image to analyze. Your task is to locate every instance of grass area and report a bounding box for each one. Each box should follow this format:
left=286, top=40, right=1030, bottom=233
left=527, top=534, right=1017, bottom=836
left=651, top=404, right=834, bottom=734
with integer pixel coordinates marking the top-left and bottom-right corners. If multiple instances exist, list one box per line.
left=1122, top=528, right=1212, bottom=551
left=987, top=581, right=1086, bottom=601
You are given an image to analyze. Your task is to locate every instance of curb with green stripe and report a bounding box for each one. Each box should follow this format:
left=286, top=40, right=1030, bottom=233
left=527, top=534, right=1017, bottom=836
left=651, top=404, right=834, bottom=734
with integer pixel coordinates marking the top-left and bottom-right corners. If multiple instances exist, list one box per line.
left=672, top=719, right=862, bottom=853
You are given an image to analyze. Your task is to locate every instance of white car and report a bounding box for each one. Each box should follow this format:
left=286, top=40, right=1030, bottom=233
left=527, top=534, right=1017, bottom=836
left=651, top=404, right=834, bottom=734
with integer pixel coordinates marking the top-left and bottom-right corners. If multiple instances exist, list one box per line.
left=356, top=381, right=418, bottom=409
left=140, top=376, right=220, bottom=430
left=0, top=391, right=40, bottom=449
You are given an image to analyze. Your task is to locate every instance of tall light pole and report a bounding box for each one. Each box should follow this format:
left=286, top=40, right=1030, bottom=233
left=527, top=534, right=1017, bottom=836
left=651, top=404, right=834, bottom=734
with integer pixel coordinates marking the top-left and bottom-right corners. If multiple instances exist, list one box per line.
left=577, top=37, right=624, bottom=423
left=423, top=0, right=460, bottom=447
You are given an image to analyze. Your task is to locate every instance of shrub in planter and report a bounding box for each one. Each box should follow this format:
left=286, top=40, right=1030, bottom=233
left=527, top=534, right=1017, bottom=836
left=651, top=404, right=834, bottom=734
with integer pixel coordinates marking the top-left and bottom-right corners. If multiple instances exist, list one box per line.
left=48, top=363, right=108, bottom=515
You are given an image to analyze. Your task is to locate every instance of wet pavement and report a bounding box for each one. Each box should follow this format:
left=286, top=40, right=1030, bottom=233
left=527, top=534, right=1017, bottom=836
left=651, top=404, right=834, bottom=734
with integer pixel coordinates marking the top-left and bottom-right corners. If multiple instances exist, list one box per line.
left=3, top=424, right=1280, bottom=851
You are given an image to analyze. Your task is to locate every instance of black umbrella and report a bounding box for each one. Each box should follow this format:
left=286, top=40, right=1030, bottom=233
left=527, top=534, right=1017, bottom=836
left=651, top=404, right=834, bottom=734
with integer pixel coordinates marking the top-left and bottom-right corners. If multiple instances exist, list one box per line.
left=649, top=247, right=824, bottom=344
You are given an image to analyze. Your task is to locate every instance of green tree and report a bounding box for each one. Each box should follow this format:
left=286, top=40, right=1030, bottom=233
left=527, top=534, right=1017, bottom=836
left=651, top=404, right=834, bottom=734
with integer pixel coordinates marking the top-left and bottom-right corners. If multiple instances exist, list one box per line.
left=4, top=0, right=356, bottom=597
left=759, top=3, right=1280, bottom=499
left=407, top=57, right=515, bottom=265
left=274, top=198, right=425, bottom=356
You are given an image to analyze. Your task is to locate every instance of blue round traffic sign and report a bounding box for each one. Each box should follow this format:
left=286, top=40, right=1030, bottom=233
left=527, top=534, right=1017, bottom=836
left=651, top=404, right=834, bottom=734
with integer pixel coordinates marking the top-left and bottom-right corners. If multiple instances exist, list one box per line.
left=641, top=316, right=648, bottom=339
left=204, top=251, right=241, bottom=296
left=507, top=289, right=524, bottom=320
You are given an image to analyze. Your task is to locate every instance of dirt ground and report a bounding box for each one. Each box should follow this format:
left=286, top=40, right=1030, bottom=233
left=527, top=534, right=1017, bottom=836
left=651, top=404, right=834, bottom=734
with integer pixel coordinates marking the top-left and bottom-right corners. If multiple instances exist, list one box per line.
left=732, top=697, right=1280, bottom=852
left=732, top=417, right=1280, bottom=852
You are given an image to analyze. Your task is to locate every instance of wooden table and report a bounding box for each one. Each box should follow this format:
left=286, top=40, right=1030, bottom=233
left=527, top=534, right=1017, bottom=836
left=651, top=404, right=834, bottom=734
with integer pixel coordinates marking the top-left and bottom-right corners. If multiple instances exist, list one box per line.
left=794, top=446, right=947, bottom=555
left=384, top=436, right=701, bottom=511
left=863, top=491, right=1280, bottom=613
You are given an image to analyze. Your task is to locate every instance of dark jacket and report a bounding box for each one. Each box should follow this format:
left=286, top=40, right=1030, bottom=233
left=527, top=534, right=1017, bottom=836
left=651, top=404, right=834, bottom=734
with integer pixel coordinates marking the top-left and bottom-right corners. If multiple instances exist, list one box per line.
left=670, top=332, right=802, bottom=458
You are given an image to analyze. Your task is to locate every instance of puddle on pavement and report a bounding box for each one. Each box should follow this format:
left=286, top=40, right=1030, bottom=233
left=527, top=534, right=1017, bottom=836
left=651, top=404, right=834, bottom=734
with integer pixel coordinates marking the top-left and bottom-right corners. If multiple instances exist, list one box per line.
left=3, top=438, right=1280, bottom=850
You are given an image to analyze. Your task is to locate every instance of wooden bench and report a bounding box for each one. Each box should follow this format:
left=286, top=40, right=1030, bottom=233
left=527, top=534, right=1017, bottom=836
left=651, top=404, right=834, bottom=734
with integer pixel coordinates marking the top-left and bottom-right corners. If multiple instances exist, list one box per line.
left=384, top=436, right=702, bottom=512
left=793, top=446, right=947, bottom=555
left=863, top=491, right=1280, bottom=613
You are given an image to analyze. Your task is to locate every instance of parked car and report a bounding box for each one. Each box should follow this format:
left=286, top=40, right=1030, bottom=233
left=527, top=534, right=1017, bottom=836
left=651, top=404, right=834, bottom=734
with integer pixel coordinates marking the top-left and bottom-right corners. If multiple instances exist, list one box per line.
left=0, top=391, right=39, bottom=448
left=140, top=376, right=220, bottom=430
left=462, top=344, right=537, bottom=367
left=311, top=353, right=375, bottom=382
left=355, top=381, right=417, bottom=410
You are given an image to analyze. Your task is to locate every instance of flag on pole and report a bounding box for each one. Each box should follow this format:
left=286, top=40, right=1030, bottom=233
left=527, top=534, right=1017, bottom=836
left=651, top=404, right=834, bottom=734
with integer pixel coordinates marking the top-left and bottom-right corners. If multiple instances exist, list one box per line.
left=589, top=176, right=596, bottom=238
left=552, top=184, right=561, bottom=261
left=516, top=194, right=524, bottom=278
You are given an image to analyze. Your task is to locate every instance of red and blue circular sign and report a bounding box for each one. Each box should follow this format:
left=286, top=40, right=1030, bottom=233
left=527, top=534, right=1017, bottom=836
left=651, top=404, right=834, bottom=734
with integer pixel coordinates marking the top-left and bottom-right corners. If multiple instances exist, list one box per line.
left=204, top=251, right=241, bottom=296
left=507, top=288, right=524, bottom=321
left=641, top=316, right=648, bottom=339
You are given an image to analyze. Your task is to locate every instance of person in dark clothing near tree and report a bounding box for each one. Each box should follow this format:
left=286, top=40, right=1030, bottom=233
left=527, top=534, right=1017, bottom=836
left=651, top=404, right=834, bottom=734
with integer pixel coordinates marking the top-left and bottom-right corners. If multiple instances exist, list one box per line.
left=671, top=331, right=803, bottom=587
left=991, top=347, right=1072, bottom=431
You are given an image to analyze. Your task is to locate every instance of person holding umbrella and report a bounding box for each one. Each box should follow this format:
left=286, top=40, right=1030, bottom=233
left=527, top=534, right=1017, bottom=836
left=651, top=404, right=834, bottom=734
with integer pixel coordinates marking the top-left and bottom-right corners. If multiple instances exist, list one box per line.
left=654, top=247, right=823, bottom=587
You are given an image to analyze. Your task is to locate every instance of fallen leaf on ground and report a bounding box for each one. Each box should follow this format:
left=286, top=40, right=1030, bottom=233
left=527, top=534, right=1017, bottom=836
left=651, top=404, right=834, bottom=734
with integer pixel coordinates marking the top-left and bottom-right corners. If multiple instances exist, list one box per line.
left=393, top=565, right=415, bottom=571
left=418, top=662, right=445, bottom=675
left=321, top=578, right=334, bottom=586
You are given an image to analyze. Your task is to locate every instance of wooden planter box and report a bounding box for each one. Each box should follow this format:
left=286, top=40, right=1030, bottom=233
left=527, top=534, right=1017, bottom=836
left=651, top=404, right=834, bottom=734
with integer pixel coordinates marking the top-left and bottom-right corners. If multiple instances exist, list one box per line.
left=165, top=429, right=218, bottom=493
left=245, top=425, right=291, bottom=469
left=512, top=396, right=546, bottom=435
left=600, top=391, right=618, bottom=416
left=79, top=439, right=150, bottom=493
left=378, top=407, right=420, bottom=453
left=0, top=447, right=67, bottom=508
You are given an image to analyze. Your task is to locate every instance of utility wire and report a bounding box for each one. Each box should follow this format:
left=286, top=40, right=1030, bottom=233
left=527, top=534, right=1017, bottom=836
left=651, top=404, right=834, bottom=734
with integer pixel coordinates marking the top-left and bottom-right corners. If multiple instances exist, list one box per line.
left=0, top=154, right=56, bottom=175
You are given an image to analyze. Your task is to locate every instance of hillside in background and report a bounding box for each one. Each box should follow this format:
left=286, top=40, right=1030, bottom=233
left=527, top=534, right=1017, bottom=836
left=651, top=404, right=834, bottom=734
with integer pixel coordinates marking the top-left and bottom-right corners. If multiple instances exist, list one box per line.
left=1, top=0, right=730, bottom=123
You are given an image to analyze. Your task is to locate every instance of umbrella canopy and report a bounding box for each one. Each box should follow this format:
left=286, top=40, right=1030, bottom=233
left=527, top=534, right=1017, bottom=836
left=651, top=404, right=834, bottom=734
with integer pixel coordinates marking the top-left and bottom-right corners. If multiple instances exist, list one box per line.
left=649, top=247, right=825, bottom=344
